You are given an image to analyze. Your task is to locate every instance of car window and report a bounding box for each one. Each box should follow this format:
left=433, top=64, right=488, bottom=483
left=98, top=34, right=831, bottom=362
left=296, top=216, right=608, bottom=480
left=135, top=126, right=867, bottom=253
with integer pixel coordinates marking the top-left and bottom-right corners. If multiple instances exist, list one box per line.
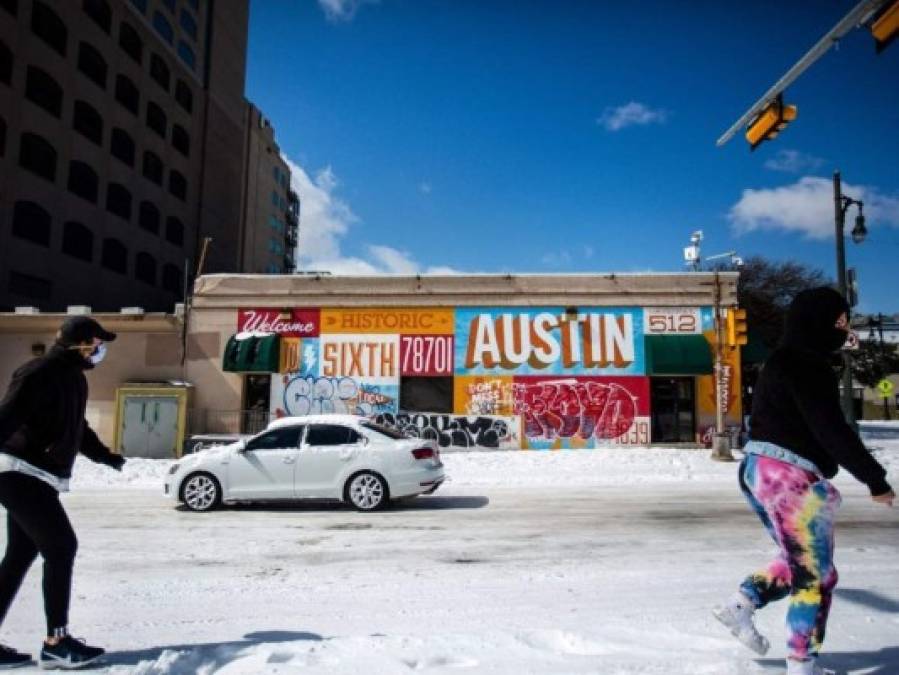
left=361, top=422, right=409, bottom=440
left=305, top=424, right=361, bottom=447
left=245, top=426, right=303, bottom=451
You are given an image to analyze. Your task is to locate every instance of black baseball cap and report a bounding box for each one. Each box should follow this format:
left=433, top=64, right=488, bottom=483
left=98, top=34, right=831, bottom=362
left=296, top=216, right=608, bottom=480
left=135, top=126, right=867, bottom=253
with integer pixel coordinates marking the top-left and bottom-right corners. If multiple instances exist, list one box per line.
left=58, top=316, right=117, bottom=345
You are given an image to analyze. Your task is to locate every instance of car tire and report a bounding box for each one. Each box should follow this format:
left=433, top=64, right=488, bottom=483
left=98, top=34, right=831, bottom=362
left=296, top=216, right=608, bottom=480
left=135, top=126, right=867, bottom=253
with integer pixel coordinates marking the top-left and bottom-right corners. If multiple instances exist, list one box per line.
left=344, top=471, right=389, bottom=512
left=180, top=472, right=222, bottom=512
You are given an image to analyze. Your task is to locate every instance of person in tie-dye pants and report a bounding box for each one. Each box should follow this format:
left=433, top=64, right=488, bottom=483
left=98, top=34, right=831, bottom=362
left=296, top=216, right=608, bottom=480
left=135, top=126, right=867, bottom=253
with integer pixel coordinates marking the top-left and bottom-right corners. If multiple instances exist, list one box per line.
left=714, top=288, right=894, bottom=675
left=738, top=453, right=841, bottom=661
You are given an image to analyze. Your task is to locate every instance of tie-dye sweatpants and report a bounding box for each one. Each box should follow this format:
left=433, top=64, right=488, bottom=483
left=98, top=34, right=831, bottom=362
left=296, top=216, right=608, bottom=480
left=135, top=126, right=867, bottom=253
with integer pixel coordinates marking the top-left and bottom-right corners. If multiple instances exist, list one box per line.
left=737, top=453, right=842, bottom=660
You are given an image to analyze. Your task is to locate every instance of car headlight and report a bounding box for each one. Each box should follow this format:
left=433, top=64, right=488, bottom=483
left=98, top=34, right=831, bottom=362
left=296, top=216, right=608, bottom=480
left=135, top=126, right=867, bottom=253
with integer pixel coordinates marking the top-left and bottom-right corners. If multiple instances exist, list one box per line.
left=167, top=463, right=180, bottom=475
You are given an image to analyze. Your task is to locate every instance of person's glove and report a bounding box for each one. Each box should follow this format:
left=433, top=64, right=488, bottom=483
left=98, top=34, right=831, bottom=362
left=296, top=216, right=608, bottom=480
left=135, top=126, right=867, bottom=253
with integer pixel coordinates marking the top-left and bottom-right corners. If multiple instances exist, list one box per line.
left=109, top=454, right=126, bottom=472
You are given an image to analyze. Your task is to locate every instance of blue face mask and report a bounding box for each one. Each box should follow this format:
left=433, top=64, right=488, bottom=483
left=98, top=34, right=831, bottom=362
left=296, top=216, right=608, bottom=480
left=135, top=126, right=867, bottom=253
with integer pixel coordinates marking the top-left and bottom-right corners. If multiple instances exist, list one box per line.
left=89, top=342, right=107, bottom=365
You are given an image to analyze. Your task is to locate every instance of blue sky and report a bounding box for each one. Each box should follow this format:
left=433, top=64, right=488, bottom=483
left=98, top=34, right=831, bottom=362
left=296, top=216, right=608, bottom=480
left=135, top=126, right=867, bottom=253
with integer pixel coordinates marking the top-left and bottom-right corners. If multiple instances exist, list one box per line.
left=246, top=1, right=899, bottom=313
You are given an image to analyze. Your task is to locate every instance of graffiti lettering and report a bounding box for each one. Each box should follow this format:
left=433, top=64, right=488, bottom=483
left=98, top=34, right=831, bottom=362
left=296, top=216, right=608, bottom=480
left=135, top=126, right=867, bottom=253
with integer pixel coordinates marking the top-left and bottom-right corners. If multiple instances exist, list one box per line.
left=465, top=312, right=634, bottom=370
left=513, top=380, right=637, bottom=440
left=373, top=412, right=519, bottom=449
left=465, top=379, right=514, bottom=415
left=282, top=375, right=395, bottom=417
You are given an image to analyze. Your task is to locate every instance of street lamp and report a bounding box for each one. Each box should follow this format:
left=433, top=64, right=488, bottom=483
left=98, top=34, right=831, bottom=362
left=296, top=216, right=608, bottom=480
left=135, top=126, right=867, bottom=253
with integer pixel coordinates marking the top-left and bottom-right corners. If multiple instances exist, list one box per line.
left=833, top=170, right=866, bottom=426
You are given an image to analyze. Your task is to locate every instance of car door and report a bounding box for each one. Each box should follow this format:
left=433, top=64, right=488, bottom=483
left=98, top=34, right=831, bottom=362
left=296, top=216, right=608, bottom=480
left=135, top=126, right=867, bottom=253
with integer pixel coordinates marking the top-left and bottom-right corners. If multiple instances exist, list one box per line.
left=227, top=425, right=303, bottom=500
left=295, top=424, right=363, bottom=498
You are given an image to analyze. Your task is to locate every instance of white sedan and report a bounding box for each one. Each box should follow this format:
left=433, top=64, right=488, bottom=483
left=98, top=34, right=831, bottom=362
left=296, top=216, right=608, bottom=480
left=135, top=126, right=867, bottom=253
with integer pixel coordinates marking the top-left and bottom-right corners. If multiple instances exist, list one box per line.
left=164, top=415, right=445, bottom=512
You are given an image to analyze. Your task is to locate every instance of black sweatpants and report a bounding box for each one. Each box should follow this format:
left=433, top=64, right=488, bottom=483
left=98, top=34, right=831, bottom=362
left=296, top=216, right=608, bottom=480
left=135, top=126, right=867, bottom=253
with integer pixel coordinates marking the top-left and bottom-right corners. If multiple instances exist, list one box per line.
left=0, top=472, right=77, bottom=634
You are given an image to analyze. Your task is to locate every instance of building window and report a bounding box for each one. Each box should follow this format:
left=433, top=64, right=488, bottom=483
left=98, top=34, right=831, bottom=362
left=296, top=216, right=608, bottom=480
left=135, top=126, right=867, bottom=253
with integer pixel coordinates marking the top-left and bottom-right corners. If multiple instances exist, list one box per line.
left=12, top=200, right=51, bottom=246
left=72, top=100, right=103, bottom=145
left=110, top=128, right=135, bottom=166
left=138, top=201, right=160, bottom=234
left=271, top=191, right=279, bottom=207
left=77, top=42, right=107, bottom=89
left=135, top=252, right=156, bottom=285
left=24, top=66, right=63, bottom=118
left=106, top=183, right=132, bottom=221
left=114, top=74, right=139, bottom=114
left=273, top=166, right=280, bottom=182
left=67, top=160, right=99, bottom=203
left=8, top=271, right=52, bottom=300
left=119, top=22, right=142, bottom=64
left=18, top=132, right=57, bottom=182
left=101, top=238, right=127, bottom=274
left=62, top=221, right=94, bottom=262
left=179, top=9, right=197, bottom=40
left=142, top=150, right=163, bottom=185
left=0, top=116, right=5, bottom=156
left=174, top=80, right=193, bottom=113
left=129, top=0, right=146, bottom=13
left=152, top=11, right=173, bottom=45
left=165, top=216, right=184, bottom=246
left=162, top=263, right=182, bottom=294
left=0, top=40, right=11, bottom=85
left=169, top=171, right=187, bottom=201
left=31, top=1, right=67, bottom=57
left=1, top=0, right=16, bottom=17
left=281, top=174, right=288, bottom=190
left=149, top=53, right=170, bottom=90
left=177, top=41, right=195, bottom=70
left=171, top=124, right=189, bottom=156
left=161, top=0, right=175, bottom=13
left=146, top=101, right=166, bottom=137
left=82, top=0, right=111, bottom=34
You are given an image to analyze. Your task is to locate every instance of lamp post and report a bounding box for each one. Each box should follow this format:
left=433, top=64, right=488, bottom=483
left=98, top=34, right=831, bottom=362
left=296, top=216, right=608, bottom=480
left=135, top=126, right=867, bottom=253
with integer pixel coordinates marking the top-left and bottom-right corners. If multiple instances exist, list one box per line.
left=833, top=170, right=867, bottom=426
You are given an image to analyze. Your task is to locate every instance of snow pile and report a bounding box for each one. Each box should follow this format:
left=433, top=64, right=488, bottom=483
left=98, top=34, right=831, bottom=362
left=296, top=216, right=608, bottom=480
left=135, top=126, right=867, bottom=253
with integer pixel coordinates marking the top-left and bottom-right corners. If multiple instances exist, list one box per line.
left=70, top=457, right=174, bottom=490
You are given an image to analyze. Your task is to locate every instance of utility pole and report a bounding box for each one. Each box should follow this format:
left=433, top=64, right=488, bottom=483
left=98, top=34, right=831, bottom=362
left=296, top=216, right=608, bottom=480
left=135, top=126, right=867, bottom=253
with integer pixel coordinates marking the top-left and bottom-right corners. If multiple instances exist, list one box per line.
left=711, top=272, right=734, bottom=461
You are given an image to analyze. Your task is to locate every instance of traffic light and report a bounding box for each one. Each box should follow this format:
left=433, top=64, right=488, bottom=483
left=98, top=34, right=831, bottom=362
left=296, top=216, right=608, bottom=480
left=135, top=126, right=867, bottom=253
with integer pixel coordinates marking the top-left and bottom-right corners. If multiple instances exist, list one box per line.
left=872, top=0, right=899, bottom=53
left=726, top=308, right=748, bottom=348
left=744, top=95, right=797, bottom=150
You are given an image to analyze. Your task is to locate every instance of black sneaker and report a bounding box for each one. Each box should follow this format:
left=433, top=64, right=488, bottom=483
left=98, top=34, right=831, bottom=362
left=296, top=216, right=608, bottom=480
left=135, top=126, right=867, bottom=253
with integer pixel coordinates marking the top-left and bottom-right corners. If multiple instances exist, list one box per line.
left=39, top=636, right=104, bottom=670
left=0, top=644, right=31, bottom=669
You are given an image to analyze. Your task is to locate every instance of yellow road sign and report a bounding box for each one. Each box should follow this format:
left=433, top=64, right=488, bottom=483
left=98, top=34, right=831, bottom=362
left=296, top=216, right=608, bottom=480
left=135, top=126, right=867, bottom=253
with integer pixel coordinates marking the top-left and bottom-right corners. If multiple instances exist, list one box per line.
left=876, top=379, right=894, bottom=397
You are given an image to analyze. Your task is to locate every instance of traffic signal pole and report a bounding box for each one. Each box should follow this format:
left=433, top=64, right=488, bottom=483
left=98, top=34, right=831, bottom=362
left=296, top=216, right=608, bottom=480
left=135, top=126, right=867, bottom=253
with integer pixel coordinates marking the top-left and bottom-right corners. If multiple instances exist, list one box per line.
left=834, top=172, right=858, bottom=428
left=711, top=273, right=734, bottom=461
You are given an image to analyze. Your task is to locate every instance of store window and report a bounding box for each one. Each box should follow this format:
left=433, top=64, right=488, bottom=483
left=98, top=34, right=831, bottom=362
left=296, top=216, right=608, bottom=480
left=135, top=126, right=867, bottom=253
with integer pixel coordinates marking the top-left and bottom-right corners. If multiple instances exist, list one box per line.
left=25, top=66, right=63, bottom=118
left=400, top=377, right=454, bottom=413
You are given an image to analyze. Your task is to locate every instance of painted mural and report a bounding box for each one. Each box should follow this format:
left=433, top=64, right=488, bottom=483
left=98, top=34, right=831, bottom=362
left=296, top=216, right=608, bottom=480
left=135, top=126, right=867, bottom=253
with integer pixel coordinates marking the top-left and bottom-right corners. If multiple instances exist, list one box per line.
left=242, top=304, right=736, bottom=450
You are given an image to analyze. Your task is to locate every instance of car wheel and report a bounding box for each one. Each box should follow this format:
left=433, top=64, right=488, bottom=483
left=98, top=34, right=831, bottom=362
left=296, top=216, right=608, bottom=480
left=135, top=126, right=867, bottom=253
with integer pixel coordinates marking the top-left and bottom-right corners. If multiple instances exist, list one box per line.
left=345, top=471, right=389, bottom=511
left=180, top=472, right=222, bottom=512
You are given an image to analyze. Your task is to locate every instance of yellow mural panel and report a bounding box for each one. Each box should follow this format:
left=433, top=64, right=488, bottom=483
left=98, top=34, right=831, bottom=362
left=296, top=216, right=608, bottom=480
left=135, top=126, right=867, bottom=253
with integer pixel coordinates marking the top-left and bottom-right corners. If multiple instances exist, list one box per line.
left=321, top=308, right=454, bottom=335
left=454, top=375, right=516, bottom=416
left=696, top=338, right=742, bottom=425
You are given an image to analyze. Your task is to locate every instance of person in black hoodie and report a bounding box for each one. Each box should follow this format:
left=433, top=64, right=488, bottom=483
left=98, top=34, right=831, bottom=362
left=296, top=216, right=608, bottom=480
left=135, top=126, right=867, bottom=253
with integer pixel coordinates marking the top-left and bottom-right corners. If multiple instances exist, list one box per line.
left=713, top=287, right=894, bottom=675
left=0, top=316, right=125, bottom=670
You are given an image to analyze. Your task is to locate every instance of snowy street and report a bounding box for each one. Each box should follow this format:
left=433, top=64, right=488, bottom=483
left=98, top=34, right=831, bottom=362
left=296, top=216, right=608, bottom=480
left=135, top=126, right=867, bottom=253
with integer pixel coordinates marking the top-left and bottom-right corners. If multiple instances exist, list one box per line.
left=0, top=447, right=897, bottom=674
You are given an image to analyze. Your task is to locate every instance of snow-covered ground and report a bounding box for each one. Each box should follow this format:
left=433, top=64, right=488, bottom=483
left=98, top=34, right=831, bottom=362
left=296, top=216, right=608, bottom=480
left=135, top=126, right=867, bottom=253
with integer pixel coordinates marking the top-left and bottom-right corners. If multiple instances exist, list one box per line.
left=1, top=444, right=897, bottom=675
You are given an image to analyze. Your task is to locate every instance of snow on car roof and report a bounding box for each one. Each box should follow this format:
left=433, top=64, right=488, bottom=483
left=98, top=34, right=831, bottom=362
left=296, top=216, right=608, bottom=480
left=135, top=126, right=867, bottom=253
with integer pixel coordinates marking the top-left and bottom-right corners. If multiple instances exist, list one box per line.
left=266, top=414, right=369, bottom=430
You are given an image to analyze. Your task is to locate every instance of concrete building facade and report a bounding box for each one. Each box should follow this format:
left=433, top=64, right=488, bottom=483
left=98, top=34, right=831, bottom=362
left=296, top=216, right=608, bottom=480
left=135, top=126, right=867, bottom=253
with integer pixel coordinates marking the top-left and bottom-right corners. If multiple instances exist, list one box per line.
left=0, top=0, right=252, bottom=313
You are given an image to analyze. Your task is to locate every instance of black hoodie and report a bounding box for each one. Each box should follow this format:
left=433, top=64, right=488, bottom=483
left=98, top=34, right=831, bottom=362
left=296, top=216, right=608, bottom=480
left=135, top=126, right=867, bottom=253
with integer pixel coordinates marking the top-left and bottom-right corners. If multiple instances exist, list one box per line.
left=749, top=287, right=891, bottom=496
left=0, top=344, right=122, bottom=479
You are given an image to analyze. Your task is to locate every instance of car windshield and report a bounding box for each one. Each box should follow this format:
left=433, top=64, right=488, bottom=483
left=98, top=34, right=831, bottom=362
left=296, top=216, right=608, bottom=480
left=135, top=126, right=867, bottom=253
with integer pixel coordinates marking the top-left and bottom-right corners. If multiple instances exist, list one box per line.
left=361, top=422, right=409, bottom=440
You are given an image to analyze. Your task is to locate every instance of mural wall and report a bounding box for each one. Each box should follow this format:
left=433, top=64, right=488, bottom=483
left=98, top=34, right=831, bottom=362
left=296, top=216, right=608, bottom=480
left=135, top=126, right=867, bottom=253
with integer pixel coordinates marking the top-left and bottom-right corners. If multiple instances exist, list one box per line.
left=238, top=304, right=736, bottom=450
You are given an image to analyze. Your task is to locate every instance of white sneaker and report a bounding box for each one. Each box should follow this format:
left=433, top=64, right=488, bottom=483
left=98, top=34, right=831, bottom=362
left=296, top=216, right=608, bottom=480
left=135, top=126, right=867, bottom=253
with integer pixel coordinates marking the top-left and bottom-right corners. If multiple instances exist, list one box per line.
left=712, top=591, right=770, bottom=655
left=785, top=658, right=835, bottom=675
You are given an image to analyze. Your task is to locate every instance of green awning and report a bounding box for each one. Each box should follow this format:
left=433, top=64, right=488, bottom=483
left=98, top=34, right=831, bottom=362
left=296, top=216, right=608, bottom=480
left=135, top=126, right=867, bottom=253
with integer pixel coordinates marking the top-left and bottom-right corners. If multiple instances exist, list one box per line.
left=223, top=333, right=280, bottom=373
left=645, top=334, right=714, bottom=375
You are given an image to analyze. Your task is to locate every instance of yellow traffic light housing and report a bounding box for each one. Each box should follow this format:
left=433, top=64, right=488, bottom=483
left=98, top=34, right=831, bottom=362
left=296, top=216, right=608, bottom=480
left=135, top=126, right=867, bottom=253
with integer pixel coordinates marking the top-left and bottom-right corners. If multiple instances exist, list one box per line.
left=726, top=308, right=748, bottom=348
left=744, top=95, right=797, bottom=150
left=872, top=1, right=899, bottom=53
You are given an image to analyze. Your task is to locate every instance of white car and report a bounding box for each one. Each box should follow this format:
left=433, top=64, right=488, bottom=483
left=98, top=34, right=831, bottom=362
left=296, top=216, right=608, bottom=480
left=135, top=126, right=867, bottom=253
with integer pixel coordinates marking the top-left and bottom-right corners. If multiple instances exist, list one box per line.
left=164, top=414, right=445, bottom=512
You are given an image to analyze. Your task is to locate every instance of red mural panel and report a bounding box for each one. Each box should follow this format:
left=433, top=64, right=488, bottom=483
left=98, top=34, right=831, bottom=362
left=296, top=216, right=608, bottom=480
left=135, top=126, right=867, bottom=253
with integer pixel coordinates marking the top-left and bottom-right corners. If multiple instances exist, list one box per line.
left=512, top=376, right=650, bottom=440
left=400, top=335, right=454, bottom=376
left=237, top=308, right=320, bottom=337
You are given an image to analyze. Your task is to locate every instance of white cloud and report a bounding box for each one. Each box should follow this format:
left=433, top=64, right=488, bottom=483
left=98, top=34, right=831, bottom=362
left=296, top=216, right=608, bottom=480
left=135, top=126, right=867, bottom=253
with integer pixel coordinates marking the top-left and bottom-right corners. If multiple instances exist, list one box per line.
left=317, top=0, right=378, bottom=22
left=284, top=155, right=461, bottom=275
left=729, top=176, right=899, bottom=240
left=597, top=102, right=667, bottom=132
left=763, top=149, right=825, bottom=173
